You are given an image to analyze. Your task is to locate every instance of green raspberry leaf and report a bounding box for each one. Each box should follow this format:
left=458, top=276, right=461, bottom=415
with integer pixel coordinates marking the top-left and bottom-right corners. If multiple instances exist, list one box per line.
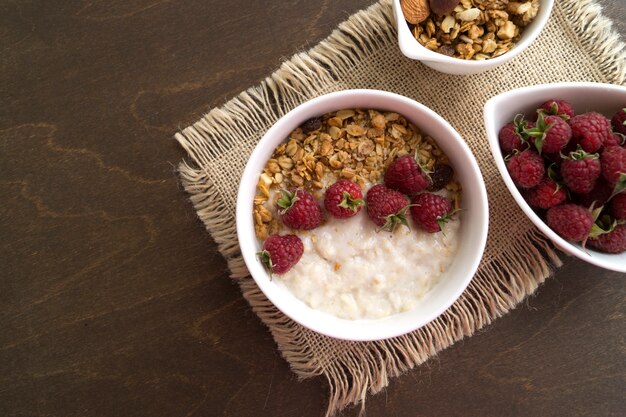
left=379, top=205, right=411, bottom=233
left=256, top=250, right=274, bottom=279
left=337, top=191, right=364, bottom=212
left=589, top=215, right=617, bottom=240
left=277, top=189, right=297, bottom=212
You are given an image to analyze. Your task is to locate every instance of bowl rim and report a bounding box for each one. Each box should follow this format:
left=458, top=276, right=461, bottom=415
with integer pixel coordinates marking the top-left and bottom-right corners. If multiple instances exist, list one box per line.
left=236, top=89, right=489, bottom=341
left=392, top=0, right=555, bottom=68
left=484, top=81, right=626, bottom=273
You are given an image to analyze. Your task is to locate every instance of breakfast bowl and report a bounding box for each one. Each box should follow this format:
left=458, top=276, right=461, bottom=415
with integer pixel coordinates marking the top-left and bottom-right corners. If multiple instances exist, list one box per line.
left=484, top=82, right=626, bottom=273
left=391, top=0, right=554, bottom=75
left=236, top=89, right=489, bottom=341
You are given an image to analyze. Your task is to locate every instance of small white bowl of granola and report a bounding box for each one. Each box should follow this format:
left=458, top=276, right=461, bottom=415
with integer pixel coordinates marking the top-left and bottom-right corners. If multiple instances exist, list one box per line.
left=392, top=0, right=554, bottom=75
left=236, top=89, right=488, bottom=341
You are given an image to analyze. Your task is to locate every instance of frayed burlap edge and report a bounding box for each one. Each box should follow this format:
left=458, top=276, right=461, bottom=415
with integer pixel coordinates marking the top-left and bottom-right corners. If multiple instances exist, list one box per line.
left=237, top=227, right=562, bottom=415
left=561, top=0, right=626, bottom=82
left=175, top=0, right=625, bottom=415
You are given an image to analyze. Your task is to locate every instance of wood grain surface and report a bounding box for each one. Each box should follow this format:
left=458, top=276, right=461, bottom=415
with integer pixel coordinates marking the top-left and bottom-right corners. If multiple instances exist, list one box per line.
left=1, top=1, right=625, bottom=416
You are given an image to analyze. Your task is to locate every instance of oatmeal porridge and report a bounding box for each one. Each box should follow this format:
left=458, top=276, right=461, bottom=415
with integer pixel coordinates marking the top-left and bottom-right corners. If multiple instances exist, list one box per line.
left=254, top=108, right=462, bottom=320
left=280, top=190, right=460, bottom=320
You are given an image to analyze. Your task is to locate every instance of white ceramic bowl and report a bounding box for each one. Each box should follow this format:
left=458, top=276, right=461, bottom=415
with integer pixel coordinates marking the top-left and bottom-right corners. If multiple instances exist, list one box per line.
left=236, top=89, right=489, bottom=341
left=484, top=82, right=626, bottom=273
left=392, top=0, right=554, bottom=75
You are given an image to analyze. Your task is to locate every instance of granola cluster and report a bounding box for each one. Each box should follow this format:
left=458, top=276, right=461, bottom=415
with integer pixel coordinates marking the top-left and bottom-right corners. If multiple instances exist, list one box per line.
left=253, top=108, right=459, bottom=240
left=409, top=0, right=540, bottom=60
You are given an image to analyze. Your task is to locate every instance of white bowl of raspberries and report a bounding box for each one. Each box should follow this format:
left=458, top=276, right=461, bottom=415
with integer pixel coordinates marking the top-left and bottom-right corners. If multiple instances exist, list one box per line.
left=485, top=82, right=626, bottom=273
left=237, top=89, right=489, bottom=341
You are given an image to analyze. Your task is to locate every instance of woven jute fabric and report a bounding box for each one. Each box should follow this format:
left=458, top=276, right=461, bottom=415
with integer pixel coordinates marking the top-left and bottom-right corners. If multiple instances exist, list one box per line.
left=175, top=0, right=625, bottom=414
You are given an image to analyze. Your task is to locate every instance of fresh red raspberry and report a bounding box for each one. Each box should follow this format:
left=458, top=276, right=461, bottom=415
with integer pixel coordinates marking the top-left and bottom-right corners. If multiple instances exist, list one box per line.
left=410, top=192, right=454, bottom=233
left=384, top=154, right=430, bottom=195
left=560, top=149, right=601, bottom=194
left=366, top=184, right=410, bottom=231
left=324, top=179, right=364, bottom=219
left=498, top=122, right=525, bottom=155
left=574, top=177, right=614, bottom=209
left=507, top=149, right=545, bottom=189
left=525, top=178, right=567, bottom=209
left=604, top=132, right=622, bottom=148
left=278, top=189, right=322, bottom=230
left=365, top=182, right=387, bottom=199
left=600, top=145, right=626, bottom=186
left=587, top=224, right=626, bottom=254
left=569, top=112, right=613, bottom=152
left=546, top=204, right=593, bottom=242
left=258, top=234, right=304, bottom=274
left=537, top=99, right=575, bottom=120
left=525, top=113, right=571, bottom=154
left=610, top=193, right=626, bottom=220
left=612, top=108, right=626, bottom=136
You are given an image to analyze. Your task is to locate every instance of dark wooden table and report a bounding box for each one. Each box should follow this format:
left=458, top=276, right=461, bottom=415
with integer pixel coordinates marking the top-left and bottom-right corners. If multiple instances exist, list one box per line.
left=2, top=1, right=625, bottom=416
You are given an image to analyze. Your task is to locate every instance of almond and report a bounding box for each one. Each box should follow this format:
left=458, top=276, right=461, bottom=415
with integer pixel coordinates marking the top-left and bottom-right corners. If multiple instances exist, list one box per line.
left=400, top=0, right=430, bottom=24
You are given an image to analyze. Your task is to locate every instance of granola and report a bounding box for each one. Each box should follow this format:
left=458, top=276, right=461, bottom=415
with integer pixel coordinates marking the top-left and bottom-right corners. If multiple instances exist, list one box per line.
left=405, top=0, right=540, bottom=60
left=253, top=108, right=461, bottom=240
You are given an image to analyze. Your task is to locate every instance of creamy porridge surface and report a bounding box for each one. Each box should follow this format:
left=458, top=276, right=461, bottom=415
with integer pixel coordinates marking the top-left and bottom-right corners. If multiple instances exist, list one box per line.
left=277, top=206, right=460, bottom=320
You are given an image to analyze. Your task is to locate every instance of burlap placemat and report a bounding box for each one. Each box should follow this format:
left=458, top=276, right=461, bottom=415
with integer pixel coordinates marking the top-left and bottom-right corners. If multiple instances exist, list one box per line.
left=175, top=0, right=625, bottom=414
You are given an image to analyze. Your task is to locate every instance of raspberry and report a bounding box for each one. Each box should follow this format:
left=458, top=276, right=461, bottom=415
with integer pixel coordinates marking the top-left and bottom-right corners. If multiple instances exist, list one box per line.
left=612, top=108, right=626, bottom=136
left=324, top=179, right=364, bottom=219
left=610, top=193, right=626, bottom=220
left=507, top=149, right=545, bottom=189
left=569, top=112, right=613, bottom=152
left=525, top=178, right=566, bottom=209
left=366, top=184, right=410, bottom=231
left=427, top=164, right=454, bottom=191
left=498, top=122, right=525, bottom=155
left=537, top=99, right=575, bottom=120
left=587, top=224, right=626, bottom=254
left=365, top=182, right=387, bottom=199
left=600, top=145, right=626, bottom=186
left=574, top=177, right=614, bottom=209
left=410, top=192, right=454, bottom=233
left=278, top=189, right=322, bottom=230
left=525, top=113, right=571, bottom=154
left=546, top=204, right=593, bottom=242
left=258, top=234, right=304, bottom=275
left=542, top=115, right=572, bottom=154
left=604, top=132, right=622, bottom=148
left=385, top=155, right=430, bottom=195
left=560, top=148, right=601, bottom=194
